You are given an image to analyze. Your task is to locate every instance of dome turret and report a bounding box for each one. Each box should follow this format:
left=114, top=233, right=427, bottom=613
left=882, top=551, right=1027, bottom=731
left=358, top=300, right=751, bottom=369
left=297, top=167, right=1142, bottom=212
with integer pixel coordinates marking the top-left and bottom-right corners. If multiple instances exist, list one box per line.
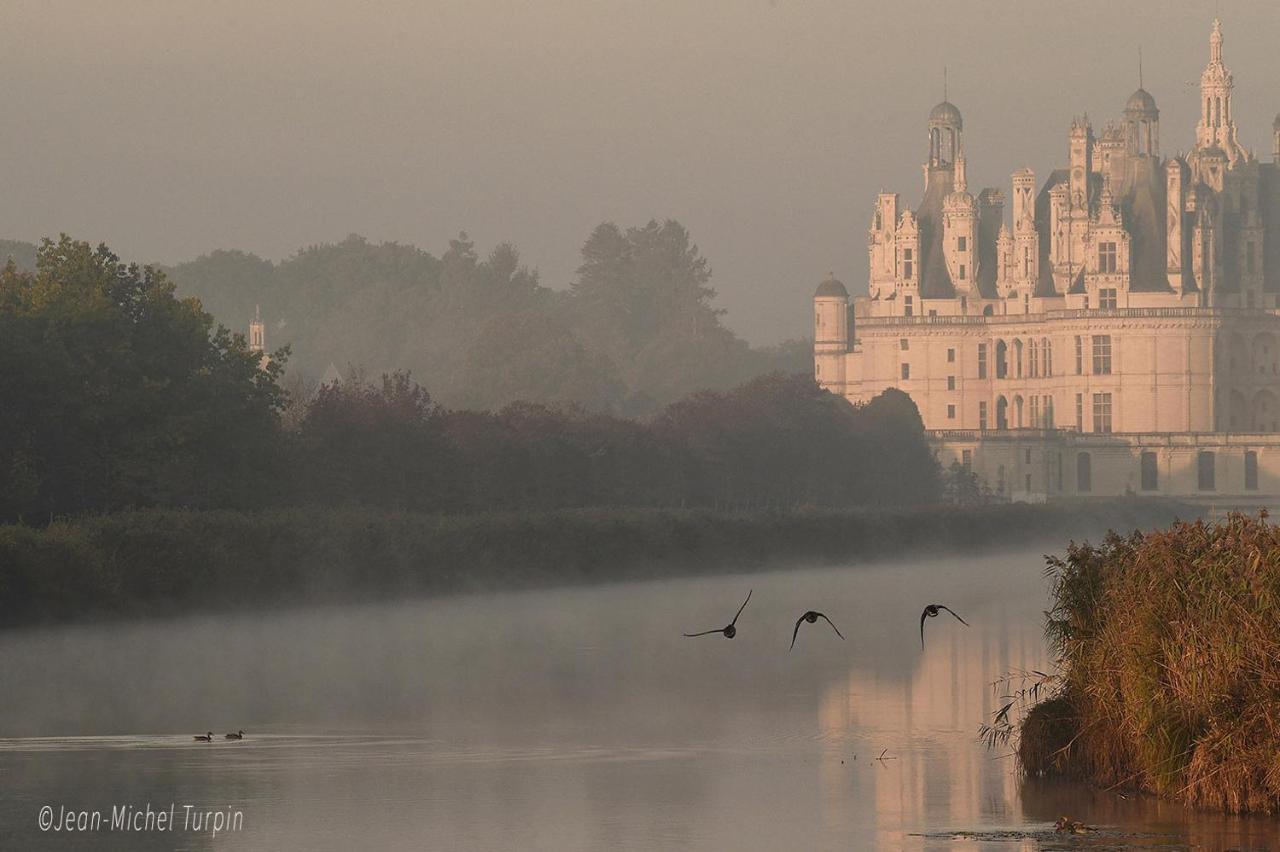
left=814, top=274, right=849, bottom=299
left=1124, top=88, right=1158, bottom=116
left=928, top=101, right=963, bottom=129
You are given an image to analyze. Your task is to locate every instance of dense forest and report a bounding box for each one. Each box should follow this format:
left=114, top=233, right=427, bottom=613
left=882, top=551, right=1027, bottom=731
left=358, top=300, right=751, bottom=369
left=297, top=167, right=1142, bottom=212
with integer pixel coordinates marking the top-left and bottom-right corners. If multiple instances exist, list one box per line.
left=161, top=221, right=810, bottom=414
left=0, top=235, right=939, bottom=525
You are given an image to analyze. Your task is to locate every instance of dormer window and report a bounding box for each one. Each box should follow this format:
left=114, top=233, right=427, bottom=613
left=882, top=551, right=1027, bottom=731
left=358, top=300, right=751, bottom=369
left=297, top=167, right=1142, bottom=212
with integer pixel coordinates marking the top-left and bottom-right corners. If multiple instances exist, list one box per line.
left=957, top=236, right=967, bottom=251
left=958, top=264, right=966, bottom=280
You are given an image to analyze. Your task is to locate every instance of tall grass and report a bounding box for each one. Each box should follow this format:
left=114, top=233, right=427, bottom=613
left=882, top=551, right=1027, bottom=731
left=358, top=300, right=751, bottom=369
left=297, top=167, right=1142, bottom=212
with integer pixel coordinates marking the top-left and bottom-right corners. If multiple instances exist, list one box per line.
left=1023, top=512, right=1280, bottom=814
left=0, top=499, right=1188, bottom=628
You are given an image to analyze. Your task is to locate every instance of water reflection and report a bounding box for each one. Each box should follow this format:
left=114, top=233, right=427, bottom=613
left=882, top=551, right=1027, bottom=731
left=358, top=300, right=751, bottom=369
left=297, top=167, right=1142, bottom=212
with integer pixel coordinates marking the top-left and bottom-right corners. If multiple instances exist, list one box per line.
left=0, top=550, right=1278, bottom=850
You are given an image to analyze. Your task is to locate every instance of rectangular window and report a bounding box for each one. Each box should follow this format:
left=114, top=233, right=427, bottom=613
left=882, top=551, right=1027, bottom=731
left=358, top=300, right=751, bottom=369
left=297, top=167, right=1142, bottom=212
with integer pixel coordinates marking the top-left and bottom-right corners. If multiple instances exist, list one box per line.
left=1099, top=288, right=1117, bottom=310
left=1092, top=335, right=1112, bottom=375
left=900, top=338, right=909, bottom=350
left=1198, top=451, right=1215, bottom=491
left=901, top=363, right=910, bottom=380
left=1092, top=392, right=1112, bottom=434
left=1029, top=340, right=1038, bottom=377
left=1075, top=335, right=1083, bottom=375
left=903, top=248, right=913, bottom=280
left=961, top=449, right=972, bottom=469
left=1025, top=448, right=1032, bottom=464
left=977, top=344, right=988, bottom=379
left=958, top=264, right=966, bottom=280
left=1099, top=241, right=1117, bottom=273
left=1077, top=452, right=1092, bottom=493
left=979, top=401, right=988, bottom=430
left=957, top=236, right=967, bottom=251
left=1246, top=450, right=1258, bottom=490
left=1030, top=396, right=1040, bottom=427
left=904, top=295, right=913, bottom=317
left=947, top=348, right=956, bottom=363
left=947, top=404, right=956, bottom=420
left=1140, top=451, right=1158, bottom=491
left=1075, top=393, right=1083, bottom=431
left=1025, top=473, right=1032, bottom=492
left=947, top=375, right=956, bottom=391
left=1045, top=395, right=1054, bottom=428
left=1044, top=339, right=1052, bottom=376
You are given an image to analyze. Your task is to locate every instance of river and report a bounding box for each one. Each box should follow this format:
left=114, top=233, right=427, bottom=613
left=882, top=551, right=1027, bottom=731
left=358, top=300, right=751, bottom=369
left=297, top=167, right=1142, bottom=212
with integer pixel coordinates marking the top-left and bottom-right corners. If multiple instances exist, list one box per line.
left=2, top=549, right=1279, bottom=850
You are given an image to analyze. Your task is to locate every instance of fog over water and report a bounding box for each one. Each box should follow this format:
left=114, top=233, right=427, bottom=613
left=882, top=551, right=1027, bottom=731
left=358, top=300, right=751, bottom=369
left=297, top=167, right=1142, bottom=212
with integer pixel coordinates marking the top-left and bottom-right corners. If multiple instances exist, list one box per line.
left=4, top=550, right=1280, bottom=850
left=2, top=1, right=1278, bottom=342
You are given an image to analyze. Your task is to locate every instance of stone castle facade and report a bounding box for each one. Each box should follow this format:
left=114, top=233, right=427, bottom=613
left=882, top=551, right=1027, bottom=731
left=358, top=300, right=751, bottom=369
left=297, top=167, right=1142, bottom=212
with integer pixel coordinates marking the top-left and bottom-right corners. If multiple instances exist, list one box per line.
left=814, top=20, right=1280, bottom=504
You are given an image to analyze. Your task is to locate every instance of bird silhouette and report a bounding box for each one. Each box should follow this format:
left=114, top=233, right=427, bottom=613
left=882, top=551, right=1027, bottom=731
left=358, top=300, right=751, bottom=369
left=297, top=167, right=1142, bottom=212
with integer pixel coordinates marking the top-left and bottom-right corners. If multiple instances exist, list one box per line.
left=790, top=611, right=844, bottom=650
left=193, top=732, right=213, bottom=742
left=684, top=590, right=752, bottom=639
left=920, top=604, right=969, bottom=649
left=224, top=730, right=245, bottom=740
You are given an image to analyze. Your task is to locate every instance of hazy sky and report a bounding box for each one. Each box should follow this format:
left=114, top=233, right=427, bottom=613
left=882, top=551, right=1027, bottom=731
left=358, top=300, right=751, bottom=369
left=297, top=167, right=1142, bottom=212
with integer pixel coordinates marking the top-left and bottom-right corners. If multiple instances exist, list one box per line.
left=1, top=0, right=1277, bottom=342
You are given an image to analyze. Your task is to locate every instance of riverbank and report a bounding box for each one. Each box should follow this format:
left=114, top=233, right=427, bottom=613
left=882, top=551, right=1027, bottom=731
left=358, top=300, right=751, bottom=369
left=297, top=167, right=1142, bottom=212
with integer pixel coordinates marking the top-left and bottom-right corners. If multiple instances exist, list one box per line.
left=1020, top=512, right=1280, bottom=815
left=0, top=499, right=1194, bottom=627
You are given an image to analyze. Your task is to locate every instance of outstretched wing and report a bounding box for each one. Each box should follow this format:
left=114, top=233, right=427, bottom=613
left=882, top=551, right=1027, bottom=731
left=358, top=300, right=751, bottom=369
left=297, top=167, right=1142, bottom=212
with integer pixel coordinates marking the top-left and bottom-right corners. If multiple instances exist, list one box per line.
left=816, top=612, right=845, bottom=640
left=731, top=589, right=753, bottom=626
left=789, top=615, right=804, bottom=651
left=920, top=608, right=928, bottom=649
left=938, top=605, right=969, bottom=626
left=683, top=628, right=722, bottom=637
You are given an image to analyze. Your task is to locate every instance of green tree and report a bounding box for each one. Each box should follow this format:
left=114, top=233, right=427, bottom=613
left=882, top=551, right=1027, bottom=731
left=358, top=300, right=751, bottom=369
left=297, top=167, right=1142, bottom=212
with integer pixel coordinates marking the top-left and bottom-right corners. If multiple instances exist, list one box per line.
left=0, top=236, right=288, bottom=521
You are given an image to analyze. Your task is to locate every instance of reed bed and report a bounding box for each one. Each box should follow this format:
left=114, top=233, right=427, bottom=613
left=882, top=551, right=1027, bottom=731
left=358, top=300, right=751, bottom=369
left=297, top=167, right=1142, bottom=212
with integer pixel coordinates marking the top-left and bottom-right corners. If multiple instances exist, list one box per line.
left=1023, top=512, right=1280, bottom=814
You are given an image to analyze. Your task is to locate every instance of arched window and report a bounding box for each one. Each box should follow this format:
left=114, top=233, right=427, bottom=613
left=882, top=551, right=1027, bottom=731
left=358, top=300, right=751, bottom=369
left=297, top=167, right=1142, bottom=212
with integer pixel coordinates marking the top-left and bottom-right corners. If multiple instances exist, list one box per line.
left=1014, top=395, right=1024, bottom=428
left=996, top=395, right=1009, bottom=430
left=995, top=340, right=1009, bottom=379
left=1014, top=339, right=1024, bottom=379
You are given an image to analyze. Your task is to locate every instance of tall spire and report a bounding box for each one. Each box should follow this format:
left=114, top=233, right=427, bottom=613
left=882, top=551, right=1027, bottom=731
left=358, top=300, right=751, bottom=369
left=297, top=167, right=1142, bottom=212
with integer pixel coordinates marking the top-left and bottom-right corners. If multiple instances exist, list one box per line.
left=943, top=65, right=948, bottom=102
left=1138, top=45, right=1143, bottom=89
left=1210, top=17, right=1223, bottom=64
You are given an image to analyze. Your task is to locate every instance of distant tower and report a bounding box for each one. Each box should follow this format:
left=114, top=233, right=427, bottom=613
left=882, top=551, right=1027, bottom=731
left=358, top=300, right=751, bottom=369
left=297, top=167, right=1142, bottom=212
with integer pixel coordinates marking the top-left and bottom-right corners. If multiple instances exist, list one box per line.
left=813, top=274, right=849, bottom=389
left=927, top=100, right=963, bottom=169
left=1195, top=18, right=1244, bottom=166
left=1068, top=117, right=1093, bottom=212
left=248, top=305, right=270, bottom=370
left=249, top=305, right=266, bottom=353
left=1011, top=168, right=1038, bottom=288
left=1124, top=89, right=1159, bottom=158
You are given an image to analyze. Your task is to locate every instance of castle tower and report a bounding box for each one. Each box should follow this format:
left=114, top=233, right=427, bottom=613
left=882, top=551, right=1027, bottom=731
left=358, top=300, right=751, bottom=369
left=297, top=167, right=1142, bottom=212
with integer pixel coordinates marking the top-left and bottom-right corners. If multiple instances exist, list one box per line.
left=813, top=274, right=849, bottom=388
left=1068, top=117, right=1093, bottom=212
left=868, top=193, right=899, bottom=298
left=943, top=147, right=978, bottom=293
left=1196, top=18, right=1244, bottom=166
left=927, top=100, right=963, bottom=169
left=1124, top=88, right=1159, bottom=158
left=1011, top=167, right=1038, bottom=289
left=1166, top=158, right=1188, bottom=293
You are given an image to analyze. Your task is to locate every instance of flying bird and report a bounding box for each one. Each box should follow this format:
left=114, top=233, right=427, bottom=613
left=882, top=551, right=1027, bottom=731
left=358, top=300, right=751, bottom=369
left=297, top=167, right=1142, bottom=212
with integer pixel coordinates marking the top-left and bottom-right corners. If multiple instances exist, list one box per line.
left=920, top=604, right=969, bottom=649
left=684, top=590, right=752, bottom=639
left=193, top=732, right=213, bottom=742
left=790, top=611, right=844, bottom=650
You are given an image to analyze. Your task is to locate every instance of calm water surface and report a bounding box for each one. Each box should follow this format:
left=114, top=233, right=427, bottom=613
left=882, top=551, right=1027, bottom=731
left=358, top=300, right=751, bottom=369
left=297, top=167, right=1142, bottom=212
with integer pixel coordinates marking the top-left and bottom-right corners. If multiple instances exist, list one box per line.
left=2, top=550, right=1279, bottom=850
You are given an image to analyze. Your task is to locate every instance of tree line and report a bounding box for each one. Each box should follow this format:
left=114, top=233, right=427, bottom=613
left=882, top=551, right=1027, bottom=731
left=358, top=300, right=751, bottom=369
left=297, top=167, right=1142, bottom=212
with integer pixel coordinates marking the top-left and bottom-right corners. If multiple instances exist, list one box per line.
left=0, top=236, right=940, bottom=524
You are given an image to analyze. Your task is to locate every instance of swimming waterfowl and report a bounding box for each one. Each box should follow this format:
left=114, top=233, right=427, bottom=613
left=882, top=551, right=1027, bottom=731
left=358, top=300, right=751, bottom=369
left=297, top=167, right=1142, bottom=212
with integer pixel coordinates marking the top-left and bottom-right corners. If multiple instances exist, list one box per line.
left=193, top=732, right=213, bottom=742
left=224, top=730, right=244, bottom=740
left=684, top=590, right=752, bottom=639
left=790, top=611, right=844, bottom=650
left=920, top=604, right=969, bottom=649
